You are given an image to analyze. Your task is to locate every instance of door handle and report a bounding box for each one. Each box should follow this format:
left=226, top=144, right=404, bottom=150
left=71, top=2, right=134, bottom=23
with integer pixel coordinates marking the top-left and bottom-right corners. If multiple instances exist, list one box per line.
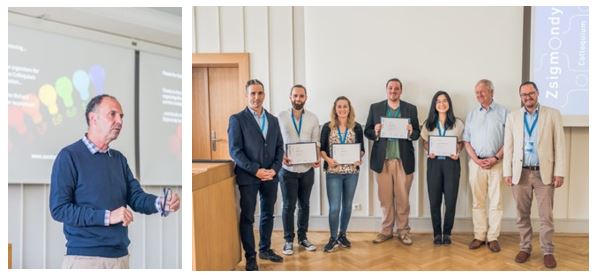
left=210, top=131, right=226, bottom=151
left=210, top=131, right=217, bottom=151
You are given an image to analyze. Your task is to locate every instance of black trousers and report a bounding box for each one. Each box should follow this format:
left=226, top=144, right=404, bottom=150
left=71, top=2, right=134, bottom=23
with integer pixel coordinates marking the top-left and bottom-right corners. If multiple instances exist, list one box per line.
left=238, top=180, right=278, bottom=259
left=279, top=168, right=315, bottom=242
left=427, top=158, right=461, bottom=236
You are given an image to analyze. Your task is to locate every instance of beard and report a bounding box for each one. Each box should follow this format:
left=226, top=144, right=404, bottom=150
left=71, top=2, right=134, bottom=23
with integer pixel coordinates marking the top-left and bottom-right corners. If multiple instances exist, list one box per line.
left=292, top=101, right=304, bottom=111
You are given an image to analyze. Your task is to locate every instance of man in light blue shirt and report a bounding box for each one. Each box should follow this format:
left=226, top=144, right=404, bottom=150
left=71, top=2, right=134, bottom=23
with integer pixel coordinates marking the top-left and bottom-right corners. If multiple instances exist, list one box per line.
left=248, top=106, right=268, bottom=138
left=522, top=104, right=539, bottom=167
left=463, top=79, right=508, bottom=253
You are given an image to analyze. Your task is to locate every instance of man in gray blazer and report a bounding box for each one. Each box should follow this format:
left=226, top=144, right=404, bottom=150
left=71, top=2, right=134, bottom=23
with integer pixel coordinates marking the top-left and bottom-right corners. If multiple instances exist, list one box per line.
left=365, top=78, right=420, bottom=245
left=504, top=81, right=566, bottom=269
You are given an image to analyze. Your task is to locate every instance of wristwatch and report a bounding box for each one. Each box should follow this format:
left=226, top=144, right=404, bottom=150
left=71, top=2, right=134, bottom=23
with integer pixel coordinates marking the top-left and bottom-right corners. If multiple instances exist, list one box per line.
left=493, top=155, right=500, bottom=161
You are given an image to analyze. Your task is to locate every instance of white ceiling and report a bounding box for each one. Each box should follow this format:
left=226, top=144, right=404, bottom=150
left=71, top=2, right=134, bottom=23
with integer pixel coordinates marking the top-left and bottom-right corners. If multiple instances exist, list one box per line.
left=8, top=7, right=182, bottom=48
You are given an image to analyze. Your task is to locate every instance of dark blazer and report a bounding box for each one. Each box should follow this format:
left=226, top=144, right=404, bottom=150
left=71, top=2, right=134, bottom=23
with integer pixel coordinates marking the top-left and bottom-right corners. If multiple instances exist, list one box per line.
left=320, top=122, right=365, bottom=171
left=228, top=107, right=284, bottom=185
left=364, top=100, right=420, bottom=174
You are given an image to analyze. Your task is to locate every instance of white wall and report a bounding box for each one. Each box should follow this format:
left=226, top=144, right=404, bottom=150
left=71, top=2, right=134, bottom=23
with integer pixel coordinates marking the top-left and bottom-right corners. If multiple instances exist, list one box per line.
left=194, top=6, right=588, bottom=233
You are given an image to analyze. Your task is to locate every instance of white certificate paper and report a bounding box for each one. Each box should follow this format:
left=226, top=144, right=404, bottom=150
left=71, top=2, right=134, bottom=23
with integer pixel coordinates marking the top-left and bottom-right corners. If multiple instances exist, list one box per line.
left=286, top=142, right=318, bottom=165
left=380, top=117, right=409, bottom=139
left=332, top=144, right=361, bottom=164
left=429, top=136, right=457, bottom=157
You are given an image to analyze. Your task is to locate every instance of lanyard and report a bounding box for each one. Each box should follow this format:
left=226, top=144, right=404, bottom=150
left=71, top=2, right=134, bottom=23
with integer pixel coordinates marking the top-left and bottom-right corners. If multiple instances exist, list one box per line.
left=291, top=110, right=303, bottom=136
left=386, top=107, right=400, bottom=118
left=386, top=107, right=400, bottom=143
left=524, top=111, right=539, bottom=137
left=436, top=121, right=446, bottom=136
left=337, top=126, right=348, bottom=144
left=259, top=113, right=266, bottom=133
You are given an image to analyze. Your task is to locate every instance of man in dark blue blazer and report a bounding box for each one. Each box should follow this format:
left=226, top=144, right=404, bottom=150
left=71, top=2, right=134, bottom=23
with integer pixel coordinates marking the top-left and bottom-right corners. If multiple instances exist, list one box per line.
left=228, top=79, right=284, bottom=271
left=365, top=78, right=420, bottom=246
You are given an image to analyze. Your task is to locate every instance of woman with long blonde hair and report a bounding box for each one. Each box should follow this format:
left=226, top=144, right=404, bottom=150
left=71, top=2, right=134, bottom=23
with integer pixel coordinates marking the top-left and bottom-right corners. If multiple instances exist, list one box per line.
left=319, top=96, right=365, bottom=252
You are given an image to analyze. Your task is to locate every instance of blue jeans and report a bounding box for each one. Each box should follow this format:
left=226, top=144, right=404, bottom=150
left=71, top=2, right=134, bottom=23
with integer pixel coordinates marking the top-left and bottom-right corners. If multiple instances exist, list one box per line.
left=326, top=173, right=359, bottom=240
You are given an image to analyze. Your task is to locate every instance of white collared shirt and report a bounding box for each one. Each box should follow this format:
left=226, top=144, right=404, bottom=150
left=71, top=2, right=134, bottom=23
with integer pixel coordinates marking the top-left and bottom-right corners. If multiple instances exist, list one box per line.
left=278, top=108, right=321, bottom=173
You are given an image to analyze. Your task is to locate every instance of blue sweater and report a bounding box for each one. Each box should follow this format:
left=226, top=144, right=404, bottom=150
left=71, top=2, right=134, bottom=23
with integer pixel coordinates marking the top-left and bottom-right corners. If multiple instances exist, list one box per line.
left=49, top=140, right=158, bottom=258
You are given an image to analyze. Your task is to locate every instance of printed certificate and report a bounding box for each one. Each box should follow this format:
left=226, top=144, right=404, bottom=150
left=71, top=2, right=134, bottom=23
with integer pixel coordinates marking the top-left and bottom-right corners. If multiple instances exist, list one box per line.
left=332, top=143, right=361, bottom=164
left=286, top=142, right=318, bottom=165
left=380, top=117, right=409, bottom=139
left=429, top=136, right=457, bottom=157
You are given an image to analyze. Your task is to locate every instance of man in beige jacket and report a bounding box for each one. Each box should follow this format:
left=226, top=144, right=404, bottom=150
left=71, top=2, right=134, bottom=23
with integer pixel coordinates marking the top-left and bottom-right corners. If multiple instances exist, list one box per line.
left=503, top=81, right=566, bottom=269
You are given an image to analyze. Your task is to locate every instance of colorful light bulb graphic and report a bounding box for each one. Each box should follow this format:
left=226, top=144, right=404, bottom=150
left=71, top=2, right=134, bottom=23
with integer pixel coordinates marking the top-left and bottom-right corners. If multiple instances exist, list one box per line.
left=39, top=84, right=63, bottom=125
left=22, top=94, right=47, bottom=135
left=55, top=76, right=77, bottom=117
left=89, top=65, right=106, bottom=95
left=22, top=94, right=43, bottom=124
left=8, top=106, right=27, bottom=135
left=73, top=70, right=91, bottom=101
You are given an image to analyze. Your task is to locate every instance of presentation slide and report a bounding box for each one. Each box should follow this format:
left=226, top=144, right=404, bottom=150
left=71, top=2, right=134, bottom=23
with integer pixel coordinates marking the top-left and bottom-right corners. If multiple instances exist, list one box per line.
left=532, top=6, right=589, bottom=116
left=138, top=52, right=182, bottom=185
left=8, top=24, right=136, bottom=183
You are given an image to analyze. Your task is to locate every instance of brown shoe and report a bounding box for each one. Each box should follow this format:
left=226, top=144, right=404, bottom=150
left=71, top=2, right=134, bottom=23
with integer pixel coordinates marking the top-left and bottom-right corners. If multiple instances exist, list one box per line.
left=468, top=239, right=486, bottom=249
left=487, top=240, right=501, bottom=252
left=544, top=254, right=557, bottom=268
left=372, top=233, right=393, bottom=244
left=515, top=251, right=530, bottom=263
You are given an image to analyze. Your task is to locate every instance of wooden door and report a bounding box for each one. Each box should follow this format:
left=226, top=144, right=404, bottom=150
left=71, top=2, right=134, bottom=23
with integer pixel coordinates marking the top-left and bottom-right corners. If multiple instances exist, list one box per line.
left=192, top=67, right=211, bottom=159
left=192, top=53, right=250, bottom=161
left=207, top=67, right=245, bottom=159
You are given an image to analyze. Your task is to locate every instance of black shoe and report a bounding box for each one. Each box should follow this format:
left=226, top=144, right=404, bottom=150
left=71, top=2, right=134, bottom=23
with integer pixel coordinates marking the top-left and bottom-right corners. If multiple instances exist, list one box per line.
left=245, top=257, right=258, bottom=271
left=443, top=235, right=452, bottom=245
left=323, top=238, right=339, bottom=253
left=259, top=249, right=284, bottom=263
left=337, top=232, right=352, bottom=248
left=433, top=235, right=443, bottom=245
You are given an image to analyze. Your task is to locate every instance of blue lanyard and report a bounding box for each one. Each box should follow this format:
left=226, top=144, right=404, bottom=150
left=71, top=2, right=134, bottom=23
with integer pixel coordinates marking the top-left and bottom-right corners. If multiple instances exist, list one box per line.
left=291, top=110, right=303, bottom=136
left=436, top=121, right=446, bottom=136
left=386, top=107, right=400, bottom=142
left=259, top=113, right=266, bottom=133
left=337, top=127, right=348, bottom=144
left=524, top=111, right=539, bottom=137
left=386, top=107, right=400, bottom=118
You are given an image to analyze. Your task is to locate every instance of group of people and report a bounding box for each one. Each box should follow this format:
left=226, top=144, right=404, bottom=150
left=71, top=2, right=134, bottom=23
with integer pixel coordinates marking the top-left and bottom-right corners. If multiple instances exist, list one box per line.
left=227, top=78, right=566, bottom=271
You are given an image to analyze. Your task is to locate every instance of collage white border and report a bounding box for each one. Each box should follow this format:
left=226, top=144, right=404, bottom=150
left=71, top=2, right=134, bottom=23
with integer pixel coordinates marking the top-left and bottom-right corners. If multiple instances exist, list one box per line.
left=1, top=0, right=593, bottom=277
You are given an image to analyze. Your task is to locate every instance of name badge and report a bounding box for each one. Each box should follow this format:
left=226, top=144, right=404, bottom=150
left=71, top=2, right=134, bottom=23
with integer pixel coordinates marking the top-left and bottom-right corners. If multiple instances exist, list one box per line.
left=524, top=142, right=535, bottom=153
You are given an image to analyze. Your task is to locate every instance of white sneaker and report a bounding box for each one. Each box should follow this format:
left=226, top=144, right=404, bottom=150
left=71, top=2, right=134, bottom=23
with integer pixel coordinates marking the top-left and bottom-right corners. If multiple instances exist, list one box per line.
left=399, top=233, right=413, bottom=245
left=282, top=242, right=294, bottom=255
left=299, top=239, right=317, bottom=251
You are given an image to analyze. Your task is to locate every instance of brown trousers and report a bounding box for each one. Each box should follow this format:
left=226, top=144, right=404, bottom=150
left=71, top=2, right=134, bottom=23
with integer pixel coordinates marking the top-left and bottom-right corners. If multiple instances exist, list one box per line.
left=377, top=159, right=413, bottom=236
left=511, top=169, right=555, bottom=255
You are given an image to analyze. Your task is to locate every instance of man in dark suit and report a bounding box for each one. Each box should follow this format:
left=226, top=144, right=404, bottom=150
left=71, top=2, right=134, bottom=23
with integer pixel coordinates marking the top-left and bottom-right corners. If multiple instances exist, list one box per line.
left=365, top=78, right=420, bottom=245
left=228, top=79, right=284, bottom=271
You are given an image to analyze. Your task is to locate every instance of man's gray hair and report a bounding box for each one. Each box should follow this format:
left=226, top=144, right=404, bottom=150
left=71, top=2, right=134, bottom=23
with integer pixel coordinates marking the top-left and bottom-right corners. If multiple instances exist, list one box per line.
left=476, top=79, right=494, bottom=92
left=85, top=94, right=117, bottom=126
